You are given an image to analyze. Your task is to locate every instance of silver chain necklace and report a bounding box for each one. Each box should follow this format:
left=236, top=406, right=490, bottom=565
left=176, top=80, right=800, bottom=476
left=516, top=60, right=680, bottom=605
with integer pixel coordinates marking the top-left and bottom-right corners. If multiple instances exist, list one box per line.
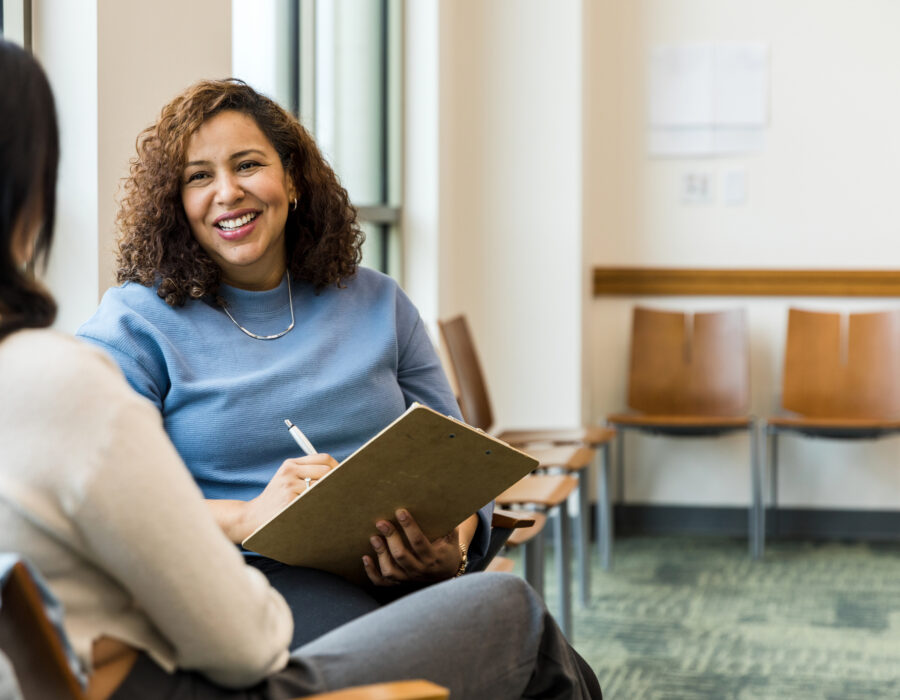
left=222, top=272, right=295, bottom=340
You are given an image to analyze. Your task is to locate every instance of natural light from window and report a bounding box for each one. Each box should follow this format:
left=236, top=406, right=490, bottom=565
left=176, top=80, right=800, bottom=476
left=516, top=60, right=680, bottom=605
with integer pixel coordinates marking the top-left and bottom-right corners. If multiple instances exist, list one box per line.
left=231, top=0, right=402, bottom=280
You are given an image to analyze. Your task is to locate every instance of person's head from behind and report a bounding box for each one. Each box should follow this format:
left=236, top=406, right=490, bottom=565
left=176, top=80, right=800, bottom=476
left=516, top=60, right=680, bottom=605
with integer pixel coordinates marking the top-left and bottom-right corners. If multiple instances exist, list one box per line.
left=117, top=79, right=363, bottom=304
left=0, top=39, right=59, bottom=341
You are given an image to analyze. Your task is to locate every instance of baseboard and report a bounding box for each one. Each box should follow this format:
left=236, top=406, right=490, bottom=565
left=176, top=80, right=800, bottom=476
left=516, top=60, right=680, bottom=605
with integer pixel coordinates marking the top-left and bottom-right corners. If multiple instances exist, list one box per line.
left=599, top=504, right=900, bottom=541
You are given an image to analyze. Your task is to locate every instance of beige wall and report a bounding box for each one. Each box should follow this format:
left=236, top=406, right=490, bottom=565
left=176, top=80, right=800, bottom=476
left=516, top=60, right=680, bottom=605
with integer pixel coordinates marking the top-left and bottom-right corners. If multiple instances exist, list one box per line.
left=97, top=1, right=232, bottom=294
left=35, top=0, right=231, bottom=333
left=584, top=1, right=900, bottom=508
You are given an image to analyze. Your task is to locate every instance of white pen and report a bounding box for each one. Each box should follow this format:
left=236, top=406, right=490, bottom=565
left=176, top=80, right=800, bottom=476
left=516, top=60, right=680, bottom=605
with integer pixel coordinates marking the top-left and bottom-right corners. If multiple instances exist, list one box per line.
left=284, top=418, right=317, bottom=456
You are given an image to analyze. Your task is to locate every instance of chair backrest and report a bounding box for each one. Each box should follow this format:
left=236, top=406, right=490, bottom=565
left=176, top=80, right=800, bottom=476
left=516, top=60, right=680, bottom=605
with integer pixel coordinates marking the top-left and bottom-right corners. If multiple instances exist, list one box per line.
left=0, top=563, right=85, bottom=700
left=438, top=315, right=494, bottom=431
left=781, top=308, right=900, bottom=419
left=627, top=307, right=749, bottom=416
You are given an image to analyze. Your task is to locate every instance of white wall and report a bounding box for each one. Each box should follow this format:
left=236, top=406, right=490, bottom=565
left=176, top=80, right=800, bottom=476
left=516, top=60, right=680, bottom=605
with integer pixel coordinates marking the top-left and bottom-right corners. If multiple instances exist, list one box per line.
left=402, top=0, right=440, bottom=327
left=584, top=0, right=900, bottom=508
left=34, top=0, right=231, bottom=333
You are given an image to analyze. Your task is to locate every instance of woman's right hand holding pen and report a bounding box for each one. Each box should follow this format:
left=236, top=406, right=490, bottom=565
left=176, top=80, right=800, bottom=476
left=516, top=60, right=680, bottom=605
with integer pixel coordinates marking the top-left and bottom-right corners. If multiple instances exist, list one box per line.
left=241, top=455, right=337, bottom=536
left=209, top=454, right=337, bottom=543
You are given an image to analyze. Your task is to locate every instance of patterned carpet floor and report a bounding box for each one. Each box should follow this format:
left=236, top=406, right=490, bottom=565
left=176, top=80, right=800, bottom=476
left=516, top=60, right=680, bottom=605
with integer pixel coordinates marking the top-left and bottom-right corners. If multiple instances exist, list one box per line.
left=514, top=535, right=900, bottom=699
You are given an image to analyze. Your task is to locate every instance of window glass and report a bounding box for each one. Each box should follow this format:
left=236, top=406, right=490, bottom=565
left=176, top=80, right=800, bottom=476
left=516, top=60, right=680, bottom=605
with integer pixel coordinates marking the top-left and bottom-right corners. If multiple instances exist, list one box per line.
left=232, top=0, right=402, bottom=279
left=1, top=0, right=29, bottom=47
left=231, top=0, right=295, bottom=110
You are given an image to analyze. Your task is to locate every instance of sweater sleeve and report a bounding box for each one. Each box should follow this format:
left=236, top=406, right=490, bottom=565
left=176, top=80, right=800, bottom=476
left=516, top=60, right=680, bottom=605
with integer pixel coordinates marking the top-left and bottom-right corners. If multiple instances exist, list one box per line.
left=68, top=356, right=292, bottom=687
left=394, top=292, right=493, bottom=564
left=76, top=286, right=171, bottom=410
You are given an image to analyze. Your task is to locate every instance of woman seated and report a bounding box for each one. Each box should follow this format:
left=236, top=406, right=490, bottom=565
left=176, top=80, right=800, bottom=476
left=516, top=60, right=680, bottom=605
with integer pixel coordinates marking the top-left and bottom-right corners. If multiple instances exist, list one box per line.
left=76, top=76, right=490, bottom=646
left=0, top=38, right=601, bottom=700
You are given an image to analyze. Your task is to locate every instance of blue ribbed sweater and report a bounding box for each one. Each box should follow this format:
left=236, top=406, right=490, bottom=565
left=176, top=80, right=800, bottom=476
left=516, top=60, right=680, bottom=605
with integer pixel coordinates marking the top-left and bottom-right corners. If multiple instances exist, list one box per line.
left=77, top=268, right=491, bottom=560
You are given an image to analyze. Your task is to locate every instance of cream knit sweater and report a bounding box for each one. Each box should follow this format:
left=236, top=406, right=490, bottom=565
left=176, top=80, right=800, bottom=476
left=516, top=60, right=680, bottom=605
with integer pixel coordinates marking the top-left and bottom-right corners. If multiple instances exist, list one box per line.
left=0, top=330, right=292, bottom=688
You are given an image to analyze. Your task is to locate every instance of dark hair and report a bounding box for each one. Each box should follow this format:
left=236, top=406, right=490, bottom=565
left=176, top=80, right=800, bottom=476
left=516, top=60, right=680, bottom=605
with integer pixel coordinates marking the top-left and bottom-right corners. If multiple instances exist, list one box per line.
left=0, top=39, right=59, bottom=341
left=116, top=79, right=364, bottom=306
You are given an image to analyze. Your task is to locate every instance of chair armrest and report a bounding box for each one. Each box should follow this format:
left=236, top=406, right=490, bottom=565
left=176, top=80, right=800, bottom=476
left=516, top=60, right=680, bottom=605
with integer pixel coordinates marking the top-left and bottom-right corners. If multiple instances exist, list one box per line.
left=299, top=680, right=449, bottom=700
left=491, top=509, right=536, bottom=529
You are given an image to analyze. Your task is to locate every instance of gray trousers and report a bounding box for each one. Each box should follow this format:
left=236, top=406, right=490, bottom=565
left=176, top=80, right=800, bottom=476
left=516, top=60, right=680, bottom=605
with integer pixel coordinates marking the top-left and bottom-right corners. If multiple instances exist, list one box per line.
left=111, top=573, right=601, bottom=699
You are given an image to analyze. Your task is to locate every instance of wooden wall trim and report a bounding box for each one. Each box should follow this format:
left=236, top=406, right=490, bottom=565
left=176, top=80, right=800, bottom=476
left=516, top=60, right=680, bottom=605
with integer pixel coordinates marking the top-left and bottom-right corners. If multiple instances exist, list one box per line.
left=593, top=268, right=900, bottom=297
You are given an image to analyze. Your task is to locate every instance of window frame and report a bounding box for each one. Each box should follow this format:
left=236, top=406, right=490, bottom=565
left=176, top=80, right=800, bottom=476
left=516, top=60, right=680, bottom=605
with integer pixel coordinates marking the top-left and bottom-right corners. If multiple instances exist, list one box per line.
left=0, top=0, right=31, bottom=49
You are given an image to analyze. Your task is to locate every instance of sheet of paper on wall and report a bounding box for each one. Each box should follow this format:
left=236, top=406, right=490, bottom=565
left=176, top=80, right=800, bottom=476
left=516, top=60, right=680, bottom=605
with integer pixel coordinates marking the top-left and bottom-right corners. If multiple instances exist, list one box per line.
left=648, top=42, right=769, bottom=157
left=649, top=44, right=716, bottom=128
left=648, top=127, right=765, bottom=157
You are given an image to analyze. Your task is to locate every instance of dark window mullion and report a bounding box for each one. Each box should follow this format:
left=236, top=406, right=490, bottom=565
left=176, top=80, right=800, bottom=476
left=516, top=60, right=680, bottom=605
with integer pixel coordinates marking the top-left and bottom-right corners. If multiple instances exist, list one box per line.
left=288, top=0, right=300, bottom=117
left=379, top=0, right=390, bottom=272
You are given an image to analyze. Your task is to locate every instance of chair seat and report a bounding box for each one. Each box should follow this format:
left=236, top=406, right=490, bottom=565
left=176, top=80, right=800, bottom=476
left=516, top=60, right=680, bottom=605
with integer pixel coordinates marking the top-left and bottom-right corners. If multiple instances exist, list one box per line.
left=607, top=412, right=753, bottom=430
left=496, top=426, right=616, bottom=447
left=497, top=475, right=577, bottom=508
left=766, top=414, right=900, bottom=439
left=484, top=556, right=515, bottom=573
left=506, top=512, right=548, bottom=546
left=767, top=414, right=900, bottom=430
left=524, top=445, right=595, bottom=471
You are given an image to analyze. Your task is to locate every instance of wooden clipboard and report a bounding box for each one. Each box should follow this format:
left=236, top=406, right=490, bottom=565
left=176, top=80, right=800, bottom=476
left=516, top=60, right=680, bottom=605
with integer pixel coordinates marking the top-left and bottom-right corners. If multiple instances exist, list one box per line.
left=242, top=404, right=539, bottom=584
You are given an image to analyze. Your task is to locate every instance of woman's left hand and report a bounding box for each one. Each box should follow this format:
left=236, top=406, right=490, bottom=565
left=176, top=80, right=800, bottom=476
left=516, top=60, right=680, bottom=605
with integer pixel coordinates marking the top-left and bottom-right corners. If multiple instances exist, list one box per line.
left=363, top=508, right=463, bottom=586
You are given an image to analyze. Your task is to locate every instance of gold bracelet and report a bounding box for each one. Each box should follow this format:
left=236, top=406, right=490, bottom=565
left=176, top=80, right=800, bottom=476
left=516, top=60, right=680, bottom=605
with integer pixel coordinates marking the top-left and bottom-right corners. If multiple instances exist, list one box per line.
left=454, top=543, right=469, bottom=577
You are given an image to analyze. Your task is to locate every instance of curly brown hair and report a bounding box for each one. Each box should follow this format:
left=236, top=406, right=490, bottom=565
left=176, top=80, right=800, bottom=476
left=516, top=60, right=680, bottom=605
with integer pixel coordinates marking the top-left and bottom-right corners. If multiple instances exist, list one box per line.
left=116, top=79, right=364, bottom=306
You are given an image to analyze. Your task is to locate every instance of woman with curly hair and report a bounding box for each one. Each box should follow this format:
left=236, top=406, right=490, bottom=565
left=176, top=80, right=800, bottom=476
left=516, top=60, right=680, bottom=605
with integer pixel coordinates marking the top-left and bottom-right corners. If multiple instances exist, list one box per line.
left=77, top=80, right=492, bottom=647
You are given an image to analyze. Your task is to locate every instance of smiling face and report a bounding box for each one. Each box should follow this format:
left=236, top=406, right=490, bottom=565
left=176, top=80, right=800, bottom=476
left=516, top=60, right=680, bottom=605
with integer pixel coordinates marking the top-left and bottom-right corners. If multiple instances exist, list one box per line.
left=181, top=110, right=296, bottom=290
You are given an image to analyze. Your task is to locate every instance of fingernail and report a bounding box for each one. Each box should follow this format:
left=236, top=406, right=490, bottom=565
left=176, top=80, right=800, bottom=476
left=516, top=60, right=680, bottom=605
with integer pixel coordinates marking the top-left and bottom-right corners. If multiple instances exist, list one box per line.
left=370, top=536, right=382, bottom=551
left=397, top=509, right=409, bottom=523
left=376, top=522, right=391, bottom=535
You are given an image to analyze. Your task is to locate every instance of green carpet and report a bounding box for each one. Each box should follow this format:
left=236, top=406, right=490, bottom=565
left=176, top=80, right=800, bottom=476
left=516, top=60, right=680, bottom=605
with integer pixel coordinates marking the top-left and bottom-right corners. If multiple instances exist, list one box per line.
left=515, top=535, right=900, bottom=699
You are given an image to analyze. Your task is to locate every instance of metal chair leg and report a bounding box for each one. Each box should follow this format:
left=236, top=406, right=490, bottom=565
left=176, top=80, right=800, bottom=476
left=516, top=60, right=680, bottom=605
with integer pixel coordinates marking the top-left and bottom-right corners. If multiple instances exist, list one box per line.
left=553, top=502, right=573, bottom=640
left=596, top=442, right=612, bottom=571
left=521, top=539, right=533, bottom=592
left=576, top=468, right=591, bottom=607
left=769, top=428, right=779, bottom=538
left=523, top=529, right=545, bottom=598
left=750, top=420, right=762, bottom=559
left=615, top=429, right=625, bottom=503
left=758, top=423, right=767, bottom=558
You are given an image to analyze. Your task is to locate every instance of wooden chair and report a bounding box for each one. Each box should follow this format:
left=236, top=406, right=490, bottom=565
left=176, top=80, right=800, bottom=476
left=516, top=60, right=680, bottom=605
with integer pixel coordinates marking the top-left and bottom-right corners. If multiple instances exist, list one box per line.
left=763, top=308, right=900, bottom=555
left=606, top=307, right=761, bottom=559
left=495, top=474, right=578, bottom=639
left=438, top=315, right=615, bottom=606
left=0, top=561, right=448, bottom=700
left=0, top=562, right=83, bottom=699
